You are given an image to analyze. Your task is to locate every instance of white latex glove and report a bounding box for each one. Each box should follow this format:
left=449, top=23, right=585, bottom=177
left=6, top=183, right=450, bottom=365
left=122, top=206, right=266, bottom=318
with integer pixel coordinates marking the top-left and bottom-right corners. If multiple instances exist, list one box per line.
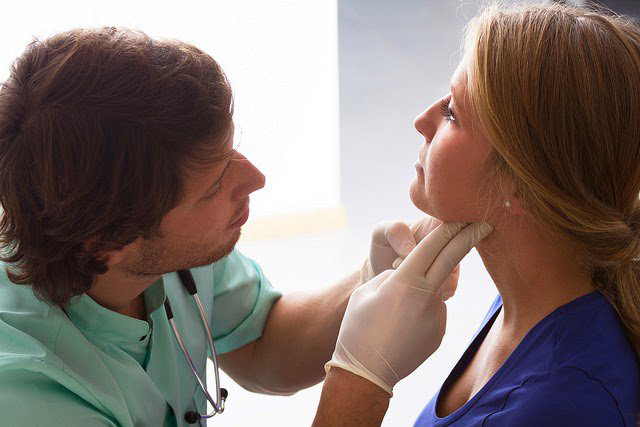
left=361, top=216, right=460, bottom=300
left=326, top=221, right=493, bottom=396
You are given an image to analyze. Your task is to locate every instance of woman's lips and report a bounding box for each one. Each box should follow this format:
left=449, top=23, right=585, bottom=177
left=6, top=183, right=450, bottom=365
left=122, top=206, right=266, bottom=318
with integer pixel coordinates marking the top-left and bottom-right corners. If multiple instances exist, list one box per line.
left=415, top=161, right=425, bottom=180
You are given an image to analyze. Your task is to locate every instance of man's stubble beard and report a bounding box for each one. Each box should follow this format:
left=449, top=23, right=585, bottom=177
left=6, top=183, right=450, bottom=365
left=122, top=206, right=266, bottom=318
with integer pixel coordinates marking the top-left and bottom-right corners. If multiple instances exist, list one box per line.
left=127, top=229, right=242, bottom=277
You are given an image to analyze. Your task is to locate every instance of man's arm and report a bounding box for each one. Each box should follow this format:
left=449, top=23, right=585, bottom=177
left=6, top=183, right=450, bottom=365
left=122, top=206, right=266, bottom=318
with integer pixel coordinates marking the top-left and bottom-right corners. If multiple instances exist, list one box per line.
left=218, top=270, right=359, bottom=394
left=312, top=367, right=390, bottom=427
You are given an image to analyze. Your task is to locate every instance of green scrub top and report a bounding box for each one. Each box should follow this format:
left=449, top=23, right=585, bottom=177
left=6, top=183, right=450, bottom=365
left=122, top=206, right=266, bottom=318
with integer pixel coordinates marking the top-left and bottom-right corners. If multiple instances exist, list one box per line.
left=0, top=249, right=282, bottom=426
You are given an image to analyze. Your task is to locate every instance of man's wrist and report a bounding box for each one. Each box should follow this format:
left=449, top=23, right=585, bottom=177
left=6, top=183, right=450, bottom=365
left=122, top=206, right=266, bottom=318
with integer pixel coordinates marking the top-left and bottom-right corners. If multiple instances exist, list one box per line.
left=327, top=367, right=391, bottom=400
left=313, top=367, right=390, bottom=427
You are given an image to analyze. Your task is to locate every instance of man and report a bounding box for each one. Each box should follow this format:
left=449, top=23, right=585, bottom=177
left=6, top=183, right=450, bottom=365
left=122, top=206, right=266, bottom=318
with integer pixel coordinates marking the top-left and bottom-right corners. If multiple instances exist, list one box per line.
left=0, top=27, right=489, bottom=426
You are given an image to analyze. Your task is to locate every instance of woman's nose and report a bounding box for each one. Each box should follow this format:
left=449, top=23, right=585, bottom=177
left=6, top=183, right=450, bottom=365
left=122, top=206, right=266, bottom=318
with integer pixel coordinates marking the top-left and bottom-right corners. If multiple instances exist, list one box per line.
left=414, top=110, right=433, bottom=143
left=414, top=111, right=429, bottom=139
left=414, top=101, right=440, bottom=143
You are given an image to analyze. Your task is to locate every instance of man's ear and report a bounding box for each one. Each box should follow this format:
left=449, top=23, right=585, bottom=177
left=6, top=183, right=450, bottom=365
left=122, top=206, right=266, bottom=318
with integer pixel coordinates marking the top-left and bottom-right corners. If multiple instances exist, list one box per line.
left=99, top=247, right=127, bottom=267
left=83, top=237, right=131, bottom=267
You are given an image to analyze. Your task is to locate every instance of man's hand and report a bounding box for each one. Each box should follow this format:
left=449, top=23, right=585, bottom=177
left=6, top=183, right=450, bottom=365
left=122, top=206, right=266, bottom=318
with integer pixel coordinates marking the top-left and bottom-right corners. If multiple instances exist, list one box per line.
left=326, top=221, right=493, bottom=395
left=362, top=216, right=460, bottom=300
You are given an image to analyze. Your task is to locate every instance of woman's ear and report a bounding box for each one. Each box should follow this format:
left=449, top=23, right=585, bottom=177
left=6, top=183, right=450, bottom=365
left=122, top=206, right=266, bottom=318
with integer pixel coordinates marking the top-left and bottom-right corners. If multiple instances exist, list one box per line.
left=503, top=187, right=528, bottom=217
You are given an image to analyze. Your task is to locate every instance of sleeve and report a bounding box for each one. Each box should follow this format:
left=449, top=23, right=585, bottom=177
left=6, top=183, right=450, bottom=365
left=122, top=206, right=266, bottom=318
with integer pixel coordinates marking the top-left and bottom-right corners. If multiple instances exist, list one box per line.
left=209, top=249, right=282, bottom=355
left=0, top=369, right=118, bottom=427
left=485, top=366, right=625, bottom=426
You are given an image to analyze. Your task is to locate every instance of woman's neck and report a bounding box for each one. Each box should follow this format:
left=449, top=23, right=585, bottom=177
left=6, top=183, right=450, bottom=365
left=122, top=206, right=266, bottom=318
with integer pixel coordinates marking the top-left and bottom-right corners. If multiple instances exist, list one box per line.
left=475, top=216, right=596, bottom=338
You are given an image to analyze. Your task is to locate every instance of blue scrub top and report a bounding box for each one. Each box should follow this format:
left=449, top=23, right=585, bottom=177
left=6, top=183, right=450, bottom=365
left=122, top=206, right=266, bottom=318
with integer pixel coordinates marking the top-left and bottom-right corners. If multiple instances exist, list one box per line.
left=0, top=249, right=282, bottom=426
left=414, top=291, right=640, bottom=426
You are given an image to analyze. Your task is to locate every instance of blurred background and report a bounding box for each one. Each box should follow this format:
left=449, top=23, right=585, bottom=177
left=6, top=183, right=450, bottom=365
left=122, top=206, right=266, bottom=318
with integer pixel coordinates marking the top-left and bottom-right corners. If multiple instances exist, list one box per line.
left=0, top=0, right=637, bottom=425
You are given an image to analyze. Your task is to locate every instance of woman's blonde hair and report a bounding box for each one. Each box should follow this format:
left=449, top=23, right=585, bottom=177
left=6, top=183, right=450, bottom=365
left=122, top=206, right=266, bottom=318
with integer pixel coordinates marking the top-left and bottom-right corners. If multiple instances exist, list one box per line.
left=463, top=1, right=640, bottom=357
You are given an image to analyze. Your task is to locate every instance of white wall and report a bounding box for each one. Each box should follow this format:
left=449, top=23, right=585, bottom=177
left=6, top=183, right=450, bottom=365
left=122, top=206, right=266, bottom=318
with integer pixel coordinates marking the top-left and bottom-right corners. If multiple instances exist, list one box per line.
left=0, top=0, right=341, bottom=220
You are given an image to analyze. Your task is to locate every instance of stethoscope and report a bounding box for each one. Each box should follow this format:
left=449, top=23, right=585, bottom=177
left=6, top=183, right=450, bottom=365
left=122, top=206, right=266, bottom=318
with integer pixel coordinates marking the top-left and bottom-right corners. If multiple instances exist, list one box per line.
left=164, top=269, right=228, bottom=425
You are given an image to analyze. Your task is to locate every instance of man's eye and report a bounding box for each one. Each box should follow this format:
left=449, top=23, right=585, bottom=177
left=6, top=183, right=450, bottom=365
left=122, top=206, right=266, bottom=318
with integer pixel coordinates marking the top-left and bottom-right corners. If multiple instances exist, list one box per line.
left=204, top=183, right=224, bottom=199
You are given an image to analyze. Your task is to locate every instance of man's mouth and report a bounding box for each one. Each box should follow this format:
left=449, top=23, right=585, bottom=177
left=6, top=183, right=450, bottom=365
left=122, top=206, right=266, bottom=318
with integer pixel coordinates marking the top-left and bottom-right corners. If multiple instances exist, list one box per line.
left=229, top=202, right=250, bottom=229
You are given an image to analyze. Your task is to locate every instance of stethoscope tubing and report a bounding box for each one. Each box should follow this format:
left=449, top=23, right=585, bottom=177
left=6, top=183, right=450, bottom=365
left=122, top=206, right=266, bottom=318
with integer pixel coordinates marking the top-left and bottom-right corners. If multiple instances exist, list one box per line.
left=164, top=269, right=227, bottom=422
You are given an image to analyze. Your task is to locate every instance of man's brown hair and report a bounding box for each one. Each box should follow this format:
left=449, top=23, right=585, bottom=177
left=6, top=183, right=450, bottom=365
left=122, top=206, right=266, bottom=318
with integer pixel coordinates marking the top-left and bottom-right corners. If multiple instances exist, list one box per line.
left=0, top=27, right=234, bottom=306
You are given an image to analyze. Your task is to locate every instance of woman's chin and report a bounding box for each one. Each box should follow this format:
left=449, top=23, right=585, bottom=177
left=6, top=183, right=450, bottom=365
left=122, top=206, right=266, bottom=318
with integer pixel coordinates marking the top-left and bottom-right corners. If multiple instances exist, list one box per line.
left=409, top=186, right=440, bottom=218
left=409, top=186, right=469, bottom=223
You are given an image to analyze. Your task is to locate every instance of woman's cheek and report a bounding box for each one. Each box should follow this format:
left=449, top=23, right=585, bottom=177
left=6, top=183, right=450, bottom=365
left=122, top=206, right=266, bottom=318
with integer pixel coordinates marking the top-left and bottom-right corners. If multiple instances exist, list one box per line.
left=409, top=177, right=430, bottom=213
left=421, top=141, right=467, bottom=220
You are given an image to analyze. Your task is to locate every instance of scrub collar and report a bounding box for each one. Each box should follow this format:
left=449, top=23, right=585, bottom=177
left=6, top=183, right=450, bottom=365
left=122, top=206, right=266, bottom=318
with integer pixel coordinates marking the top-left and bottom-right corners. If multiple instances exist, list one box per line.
left=63, top=278, right=166, bottom=344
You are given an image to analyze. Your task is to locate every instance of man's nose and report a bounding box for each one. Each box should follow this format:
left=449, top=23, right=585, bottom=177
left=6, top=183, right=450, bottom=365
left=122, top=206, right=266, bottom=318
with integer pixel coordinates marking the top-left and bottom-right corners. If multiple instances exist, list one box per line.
left=230, top=153, right=266, bottom=199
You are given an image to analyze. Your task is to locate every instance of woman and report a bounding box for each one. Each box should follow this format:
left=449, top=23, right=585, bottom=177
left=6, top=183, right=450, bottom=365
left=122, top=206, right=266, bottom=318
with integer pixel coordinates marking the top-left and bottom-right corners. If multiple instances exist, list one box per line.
left=317, top=2, right=640, bottom=426
left=409, top=2, right=640, bottom=425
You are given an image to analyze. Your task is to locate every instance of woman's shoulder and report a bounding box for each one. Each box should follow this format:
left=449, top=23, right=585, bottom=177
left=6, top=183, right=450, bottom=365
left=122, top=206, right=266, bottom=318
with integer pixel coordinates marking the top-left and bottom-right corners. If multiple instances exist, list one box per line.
left=477, top=291, right=639, bottom=426
left=520, top=291, right=639, bottom=425
left=547, top=291, right=638, bottom=372
left=492, top=365, right=632, bottom=426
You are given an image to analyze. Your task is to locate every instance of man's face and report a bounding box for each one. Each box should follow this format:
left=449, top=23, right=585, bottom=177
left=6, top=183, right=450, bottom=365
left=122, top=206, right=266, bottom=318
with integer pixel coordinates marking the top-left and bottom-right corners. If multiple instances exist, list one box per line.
left=125, top=128, right=265, bottom=276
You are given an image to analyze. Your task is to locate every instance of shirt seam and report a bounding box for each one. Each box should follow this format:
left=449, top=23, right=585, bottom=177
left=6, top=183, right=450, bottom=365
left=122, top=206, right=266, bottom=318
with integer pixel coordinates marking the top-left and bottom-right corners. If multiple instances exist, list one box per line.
left=51, top=310, right=65, bottom=356
left=481, top=374, right=534, bottom=427
left=49, top=318, right=126, bottom=422
left=211, top=261, right=266, bottom=344
left=481, top=366, right=626, bottom=426
left=561, top=365, right=626, bottom=425
left=0, top=356, right=120, bottom=423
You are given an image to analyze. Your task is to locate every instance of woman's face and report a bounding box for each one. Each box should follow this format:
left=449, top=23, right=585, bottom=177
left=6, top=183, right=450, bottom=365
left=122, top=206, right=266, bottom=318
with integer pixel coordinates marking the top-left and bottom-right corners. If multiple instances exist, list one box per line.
left=410, top=63, right=497, bottom=222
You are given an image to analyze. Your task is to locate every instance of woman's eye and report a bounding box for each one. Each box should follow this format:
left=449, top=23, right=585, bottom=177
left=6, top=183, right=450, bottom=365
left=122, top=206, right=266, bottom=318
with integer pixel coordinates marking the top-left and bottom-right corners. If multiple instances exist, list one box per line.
left=439, top=96, right=456, bottom=123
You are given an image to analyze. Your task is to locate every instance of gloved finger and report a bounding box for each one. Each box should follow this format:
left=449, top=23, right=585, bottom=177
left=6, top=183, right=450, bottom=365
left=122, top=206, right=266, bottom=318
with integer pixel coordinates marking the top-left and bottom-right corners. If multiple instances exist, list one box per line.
left=410, top=216, right=442, bottom=242
left=369, top=221, right=410, bottom=277
left=392, top=256, right=402, bottom=270
left=373, top=221, right=416, bottom=257
left=393, top=258, right=460, bottom=298
left=441, top=264, right=460, bottom=301
left=352, top=269, right=394, bottom=299
left=387, top=223, right=417, bottom=258
left=423, top=222, right=493, bottom=292
left=438, top=300, right=447, bottom=339
left=391, top=222, right=467, bottom=281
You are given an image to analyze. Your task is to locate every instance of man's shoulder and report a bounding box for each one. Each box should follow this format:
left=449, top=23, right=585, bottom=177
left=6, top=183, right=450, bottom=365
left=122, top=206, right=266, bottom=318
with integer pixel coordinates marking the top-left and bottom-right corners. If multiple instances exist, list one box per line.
left=0, top=368, right=118, bottom=426
left=0, top=263, right=60, bottom=336
left=204, top=249, right=268, bottom=291
left=0, top=262, right=68, bottom=371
